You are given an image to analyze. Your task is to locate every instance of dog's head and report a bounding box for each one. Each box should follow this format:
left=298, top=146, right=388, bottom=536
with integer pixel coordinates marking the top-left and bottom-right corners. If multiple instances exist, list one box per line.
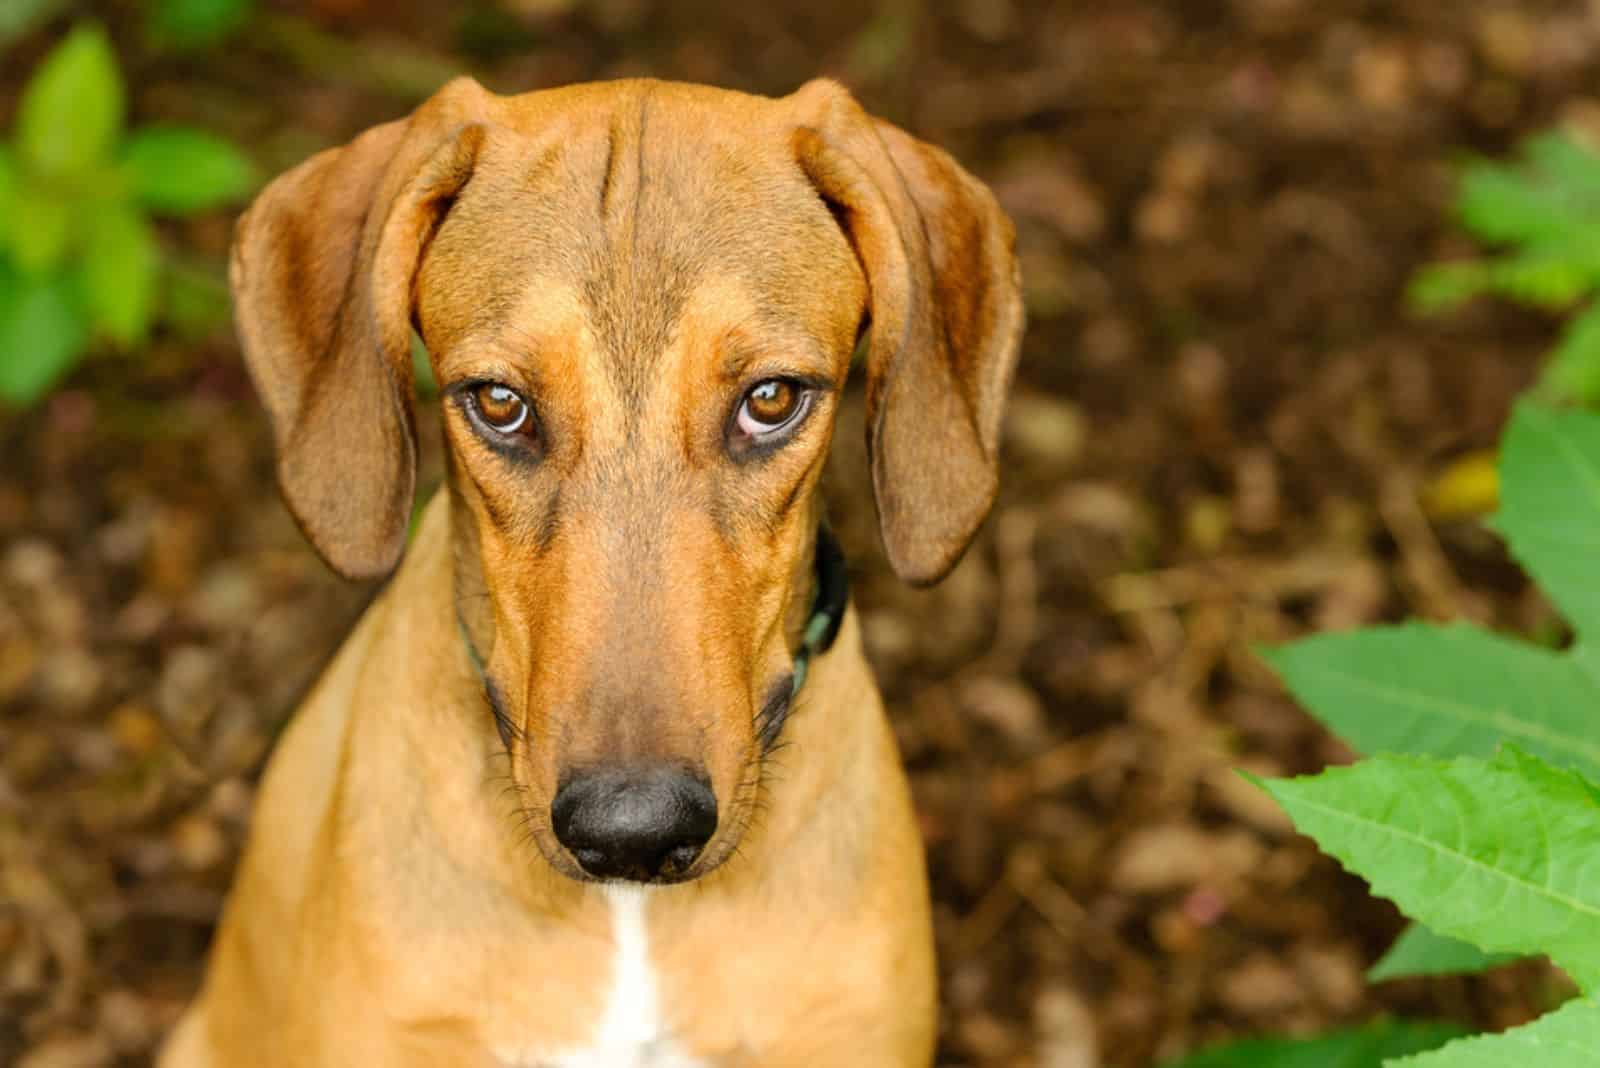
left=231, top=77, right=1021, bottom=884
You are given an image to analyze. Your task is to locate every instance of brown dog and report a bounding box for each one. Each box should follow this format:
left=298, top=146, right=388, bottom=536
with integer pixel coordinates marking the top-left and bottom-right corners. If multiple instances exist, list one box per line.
left=160, top=76, right=1021, bottom=1067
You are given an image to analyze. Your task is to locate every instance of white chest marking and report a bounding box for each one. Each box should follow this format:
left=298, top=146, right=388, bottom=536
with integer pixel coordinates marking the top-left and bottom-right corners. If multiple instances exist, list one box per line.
left=547, top=886, right=706, bottom=1068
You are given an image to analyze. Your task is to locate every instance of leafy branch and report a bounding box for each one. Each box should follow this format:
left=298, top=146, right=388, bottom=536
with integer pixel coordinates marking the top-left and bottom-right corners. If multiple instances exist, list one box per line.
left=0, top=23, right=256, bottom=406
left=1164, top=405, right=1600, bottom=1066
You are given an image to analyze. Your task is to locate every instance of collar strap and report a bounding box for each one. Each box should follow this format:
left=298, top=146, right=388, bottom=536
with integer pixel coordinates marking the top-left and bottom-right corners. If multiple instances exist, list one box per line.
left=791, top=525, right=849, bottom=697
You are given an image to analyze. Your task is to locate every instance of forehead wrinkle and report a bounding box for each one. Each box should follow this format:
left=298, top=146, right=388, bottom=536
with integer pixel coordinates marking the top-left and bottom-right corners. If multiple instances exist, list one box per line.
left=579, top=87, right=755, bottom=414
left=597, top=112, right=622, bottom=219
left=577, top=229, right=695, bottom=417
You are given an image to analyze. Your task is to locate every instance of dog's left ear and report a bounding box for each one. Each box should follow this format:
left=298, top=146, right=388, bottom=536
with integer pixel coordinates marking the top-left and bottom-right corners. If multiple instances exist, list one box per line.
left=790, top=79, right=1023, bottom=587
left=231, top=77, right=492, bottom=579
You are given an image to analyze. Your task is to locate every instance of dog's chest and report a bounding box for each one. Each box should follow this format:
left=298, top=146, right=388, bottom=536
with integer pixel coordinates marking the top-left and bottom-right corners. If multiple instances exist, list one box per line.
left=505, top=888, right=711, bottom=1068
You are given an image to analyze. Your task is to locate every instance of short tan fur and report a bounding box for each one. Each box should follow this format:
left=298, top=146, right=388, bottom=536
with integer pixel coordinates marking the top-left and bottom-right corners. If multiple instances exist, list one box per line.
left=163, top=76, right=1022, bottom=1068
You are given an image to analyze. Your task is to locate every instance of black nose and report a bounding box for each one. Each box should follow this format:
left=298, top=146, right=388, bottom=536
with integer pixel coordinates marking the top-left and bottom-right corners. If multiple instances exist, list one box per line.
left=550, top=766, right=717, bottom=882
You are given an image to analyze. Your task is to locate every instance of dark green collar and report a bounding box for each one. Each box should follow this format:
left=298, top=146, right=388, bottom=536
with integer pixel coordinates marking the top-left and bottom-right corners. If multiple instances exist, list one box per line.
left=791, top=525, right=849, bottom=696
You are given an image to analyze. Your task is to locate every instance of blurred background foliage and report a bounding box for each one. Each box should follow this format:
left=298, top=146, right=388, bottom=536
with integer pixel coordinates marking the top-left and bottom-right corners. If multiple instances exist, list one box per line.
left=7, top=2, right=1600, bottom=1067
left=0, top=21, right=254, bottom=406
left=1412, top=132, right=1600, bottom=406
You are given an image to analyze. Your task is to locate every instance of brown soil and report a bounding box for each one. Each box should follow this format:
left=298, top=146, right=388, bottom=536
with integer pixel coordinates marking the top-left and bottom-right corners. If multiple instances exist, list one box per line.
left=2, top=1, right=1589, bottom=1065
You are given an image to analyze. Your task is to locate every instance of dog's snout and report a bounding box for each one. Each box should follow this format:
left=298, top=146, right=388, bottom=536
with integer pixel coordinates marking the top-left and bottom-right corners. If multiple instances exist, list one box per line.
left=550, top=766, right=717, bottom=883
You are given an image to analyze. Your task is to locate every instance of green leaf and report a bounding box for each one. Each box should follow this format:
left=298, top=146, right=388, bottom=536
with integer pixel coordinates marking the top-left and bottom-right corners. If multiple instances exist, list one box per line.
left=162, top=258, right=231, bottom=339
left=1158, top=1019, right=1466, bottom=1068
left=1497, top=401, right=1600, bottom=639
left=0, top=264, right=87, bottom=405
left=1485, top=249, right=1592, bottom=309
left=1457, top=163, right=1581, bottom=245
left=0, top=148, right=16, bottom=241
left=1544, top=226, right=1600, bottom=286
left=411, top=330, right=436, bottom=397
left=1541, top=302, right=1600, bottom=406
left=147, top=0, right=254, bottom=48
left=1407, top=261, right=1492, bottom=315
left=1524, top=133, right=1600, bottom=196
left=1256, top=749, right=1600, bottom=993
left=408, top=481, right=439, bottom=542
left=5, top=180, right=74, bottom=275
left=0, top=0, right=66, bottom=49
left=1387, top=997, right=1600, bottom=1068
left=123, top=126, right=257, bottom=215
left=1369, top=922, right=1525, bottom=983
left=16, top=23, right=126, bottom=178
left=1454, top=135, right=1600, bottom=248
left=1261, top=623, right=1600, bottom=779
left=81, top=206, right=160, bottom=345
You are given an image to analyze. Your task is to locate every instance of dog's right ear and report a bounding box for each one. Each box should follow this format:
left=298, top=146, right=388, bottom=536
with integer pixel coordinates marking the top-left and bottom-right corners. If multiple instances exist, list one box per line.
left=231, top=77, right=492, bottom=579
left=789, top=80, right=1023, bottom=588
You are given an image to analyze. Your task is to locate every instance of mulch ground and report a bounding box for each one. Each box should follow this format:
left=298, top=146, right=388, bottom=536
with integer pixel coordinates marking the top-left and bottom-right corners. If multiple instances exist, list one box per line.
left=2, top=1, right=1593, bottom=1064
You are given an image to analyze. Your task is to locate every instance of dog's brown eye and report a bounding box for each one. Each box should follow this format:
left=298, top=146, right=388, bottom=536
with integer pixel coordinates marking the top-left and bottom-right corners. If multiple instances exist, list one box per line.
left=470, top=383, right=533, bottom=436
left=737, top=379, right=807, bottom=437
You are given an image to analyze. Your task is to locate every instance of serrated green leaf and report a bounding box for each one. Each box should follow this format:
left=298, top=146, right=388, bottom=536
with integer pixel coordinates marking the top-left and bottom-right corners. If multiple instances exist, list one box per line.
left=1369, top=922, right=1524, bottom=983
left=1541, top=302, right=1600, bottom=406
left=17, top=23, right=125, bottom=178
left=1261, top=623, right=1600, bottom=779
left=81, top=206, right=159, bottom=345
left=1158, top=1019, right=1466, bottom=1068
left=123, top=126, right=257, bottom=215
left=1497, top=401, right=1600, bottom=639
left=1386, top=997, right=1600, bottom=1067
left=1259, top=749, right=1600, bottom=993
left=5, top=180, right=74, bottom=275
left=1407, top=261, right=1492, bottom=315
left=0, top=263, right=87, bottom=405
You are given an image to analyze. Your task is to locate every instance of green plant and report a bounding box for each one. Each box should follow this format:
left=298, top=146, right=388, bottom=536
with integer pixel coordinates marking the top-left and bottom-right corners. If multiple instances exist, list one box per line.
left=0, top=0, right=66, bottom=49
left=1164, top=400, right=1600, bottom=1067
left=1410, top=132, right=1600, bottom=408
left=0, top=23, right=257, bottom=406
left=1161, top=1020, right=1467, bottom=1068
left=146, top=0, right=255, bottom=49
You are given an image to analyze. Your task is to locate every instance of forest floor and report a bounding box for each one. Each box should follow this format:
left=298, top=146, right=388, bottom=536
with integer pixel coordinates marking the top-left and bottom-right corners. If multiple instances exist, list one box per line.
left=2, top=1, right=1594, bottom=1065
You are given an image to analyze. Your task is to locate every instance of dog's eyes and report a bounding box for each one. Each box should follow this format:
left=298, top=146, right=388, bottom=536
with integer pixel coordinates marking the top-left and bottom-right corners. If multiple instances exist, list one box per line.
left=466, top=383, right=535, bottom=438
left=735, top=379, right=810, bottom=440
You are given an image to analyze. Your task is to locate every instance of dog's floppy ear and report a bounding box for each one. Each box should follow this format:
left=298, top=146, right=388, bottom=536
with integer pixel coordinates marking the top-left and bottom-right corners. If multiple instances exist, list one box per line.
left=231, top=77, right=492, bottom=579
left=790, top=79, right=1023, bottom=586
